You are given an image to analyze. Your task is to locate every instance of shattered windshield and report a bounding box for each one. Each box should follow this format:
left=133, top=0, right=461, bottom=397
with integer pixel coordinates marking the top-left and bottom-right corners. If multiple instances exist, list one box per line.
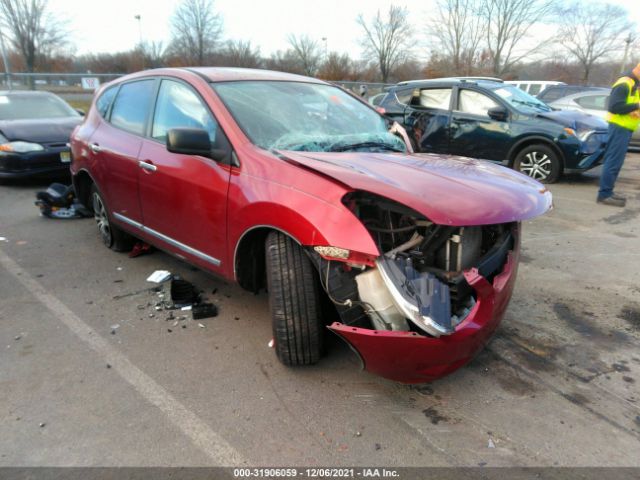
left=212, top=81, right=406, bottom=153
left=491, top=85, right=552, bottom=113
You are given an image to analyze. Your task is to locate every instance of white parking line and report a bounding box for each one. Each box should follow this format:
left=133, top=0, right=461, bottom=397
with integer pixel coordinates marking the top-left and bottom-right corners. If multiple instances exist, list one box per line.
left=0, top=249, right=245, bottom=466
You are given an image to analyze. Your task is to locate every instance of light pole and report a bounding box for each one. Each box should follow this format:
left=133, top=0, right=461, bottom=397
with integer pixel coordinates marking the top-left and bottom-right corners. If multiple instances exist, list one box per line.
left=322, top=37, right=328, bottom=59
left=134, top=15, right=144, bottom=68
left=0, top=27, right=12, bottom=90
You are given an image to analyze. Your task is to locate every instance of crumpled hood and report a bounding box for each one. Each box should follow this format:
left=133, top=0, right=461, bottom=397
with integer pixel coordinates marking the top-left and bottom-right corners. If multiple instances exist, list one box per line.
left=0, top=117, right=82, bottom=144
left=536, top=109, right=607, bottom=131
left=277, top=151, right=552, bottom=226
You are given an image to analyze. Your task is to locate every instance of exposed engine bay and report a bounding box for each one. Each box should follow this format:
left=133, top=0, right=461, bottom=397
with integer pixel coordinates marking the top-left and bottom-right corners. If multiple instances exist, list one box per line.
left=311, top=192, right=515, bottom=337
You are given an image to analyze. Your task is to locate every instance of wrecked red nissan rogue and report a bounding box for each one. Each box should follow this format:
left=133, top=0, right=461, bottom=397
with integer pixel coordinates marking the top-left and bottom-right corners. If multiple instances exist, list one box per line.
left=70, top=68, right=552, bottom=383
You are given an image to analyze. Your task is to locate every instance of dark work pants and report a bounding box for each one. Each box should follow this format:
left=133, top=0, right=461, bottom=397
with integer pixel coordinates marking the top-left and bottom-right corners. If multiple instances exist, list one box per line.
left=598, top=123, right=633, bottom=200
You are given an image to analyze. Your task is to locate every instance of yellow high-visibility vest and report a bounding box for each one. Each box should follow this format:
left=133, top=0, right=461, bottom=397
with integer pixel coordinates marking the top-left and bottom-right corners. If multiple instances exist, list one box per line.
left=608, top=76, right=640, bottom=131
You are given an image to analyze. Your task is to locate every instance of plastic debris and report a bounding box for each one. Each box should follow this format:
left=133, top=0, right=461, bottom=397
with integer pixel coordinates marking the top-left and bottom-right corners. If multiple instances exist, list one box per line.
left=198, top=323, right=206, bottom=329
left=488, top=438, right=496, bottom=448
left=129, top=241, right=153, bottom=258
left=34, top=183, right=92, bottom=219
left=146, top=270, right=172, bottom=283
left=170, top=276, right=200, bottom=304
left=268, top=339, right=275, bottom=348
left=192, top=303, right=218, bottom=320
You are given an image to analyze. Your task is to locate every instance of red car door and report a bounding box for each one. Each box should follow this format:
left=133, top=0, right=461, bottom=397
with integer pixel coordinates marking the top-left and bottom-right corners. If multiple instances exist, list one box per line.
left=136, top=78, right=231, bottom=274
left=93, top=79, right=157, bottom=223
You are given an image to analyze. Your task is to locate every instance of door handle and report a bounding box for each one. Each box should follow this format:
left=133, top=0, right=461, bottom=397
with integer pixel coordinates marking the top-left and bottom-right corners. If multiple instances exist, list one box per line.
left=138, top=160, right=157, bottom=172
left=89, top=143, right=102, bottom=153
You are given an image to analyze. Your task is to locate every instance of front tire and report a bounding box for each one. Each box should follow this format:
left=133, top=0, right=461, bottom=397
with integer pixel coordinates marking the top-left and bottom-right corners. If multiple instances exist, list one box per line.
left=265, top=231, right=324, bottom=366
left=91, top=184, right=133, bottom=252
left=513, top=144, right=561, bottom=183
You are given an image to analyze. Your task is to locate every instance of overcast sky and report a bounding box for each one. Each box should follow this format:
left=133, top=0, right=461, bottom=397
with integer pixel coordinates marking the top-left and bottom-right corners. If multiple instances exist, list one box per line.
left=50, top=0, right=640, bottom=59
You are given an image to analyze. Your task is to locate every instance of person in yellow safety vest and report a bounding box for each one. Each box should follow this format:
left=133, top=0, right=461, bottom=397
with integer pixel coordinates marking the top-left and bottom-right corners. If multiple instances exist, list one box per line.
left=597, top=63, right=640, bottom=207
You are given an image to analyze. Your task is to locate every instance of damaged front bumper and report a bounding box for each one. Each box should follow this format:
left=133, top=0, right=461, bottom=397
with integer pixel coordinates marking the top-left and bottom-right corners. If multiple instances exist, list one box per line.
left=328, top=234, right=520, bottom=384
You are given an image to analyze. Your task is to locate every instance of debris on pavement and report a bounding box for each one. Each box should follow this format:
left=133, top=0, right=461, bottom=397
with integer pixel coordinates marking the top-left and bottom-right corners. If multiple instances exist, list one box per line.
left=192, top=302, right=218, bottom=320
left=14, top=335, right=21, bottom=341
left=198, top=323, right=206, bottom=329
left=39, top=422, right=46, bottom=428
left=146, top=270, right=172, bottom=283
left=170, top=276, right=200, bottom=304
left=488, top=438, right=496, bottom=448
left=34, top=183, right=92, bottom=219
left=129, top=241, right=153, bottom=258
left=268, top=339, right=274, bottom=348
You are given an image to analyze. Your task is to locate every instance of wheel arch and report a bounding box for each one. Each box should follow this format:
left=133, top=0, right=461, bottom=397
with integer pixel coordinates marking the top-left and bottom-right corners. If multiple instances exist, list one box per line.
left=72, top=168, right=97, bottom=212
left=234, top=225, right=303, bottom=293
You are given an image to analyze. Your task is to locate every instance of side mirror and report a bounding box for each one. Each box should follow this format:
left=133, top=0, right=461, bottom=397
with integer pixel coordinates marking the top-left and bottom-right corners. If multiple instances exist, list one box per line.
left=167, top=127, right=225, bottom=160
left=488, top=106, right=508, bottom=121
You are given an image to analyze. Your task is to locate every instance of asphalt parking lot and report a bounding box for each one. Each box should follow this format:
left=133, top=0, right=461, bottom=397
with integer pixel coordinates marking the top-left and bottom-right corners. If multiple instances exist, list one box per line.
left=1, top=155, right=639, bottom=467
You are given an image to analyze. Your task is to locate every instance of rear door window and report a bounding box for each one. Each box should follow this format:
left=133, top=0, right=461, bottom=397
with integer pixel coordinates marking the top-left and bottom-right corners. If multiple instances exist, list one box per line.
left=151, top=79, right=218, bottom=143
left=110, top=80, right=156, bottom=136
left=414, top=88, right=452, bottom=109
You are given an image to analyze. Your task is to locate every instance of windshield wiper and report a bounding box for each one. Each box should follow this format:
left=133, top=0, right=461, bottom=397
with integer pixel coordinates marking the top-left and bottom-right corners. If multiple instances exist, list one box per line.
left=330, top=141, right=404, bottom=153
left=512, top=99, right=550, bottom=111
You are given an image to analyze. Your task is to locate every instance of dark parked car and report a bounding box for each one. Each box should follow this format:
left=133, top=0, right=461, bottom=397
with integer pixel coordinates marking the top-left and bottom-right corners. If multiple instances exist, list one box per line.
left=0, top=91, right=82, bottom=179
left=378, top=79, right=609, bottom=183
left=71, top=68, right=551, bottom=383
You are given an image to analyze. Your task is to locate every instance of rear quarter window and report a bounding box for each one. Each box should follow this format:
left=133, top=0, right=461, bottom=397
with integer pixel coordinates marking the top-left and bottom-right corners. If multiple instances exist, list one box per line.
left=96, top=86, right=117, bottom=118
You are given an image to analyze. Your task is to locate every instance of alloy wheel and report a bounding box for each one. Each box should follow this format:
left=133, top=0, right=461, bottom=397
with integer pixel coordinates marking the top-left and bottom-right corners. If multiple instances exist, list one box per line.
left=93, top=192, right=112, bottom=246
left=518, top=151, right=552, bottom=181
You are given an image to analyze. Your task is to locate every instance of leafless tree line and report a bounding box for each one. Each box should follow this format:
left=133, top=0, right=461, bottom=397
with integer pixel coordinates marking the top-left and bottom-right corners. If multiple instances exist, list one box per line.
left=0, top=0, right=636, bottom=87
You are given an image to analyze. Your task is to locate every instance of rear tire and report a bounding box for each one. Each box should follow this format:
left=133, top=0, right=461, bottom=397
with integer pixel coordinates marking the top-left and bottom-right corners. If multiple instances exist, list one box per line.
left=90, top=184, right=133, bottom=252
left=513, top=144, right=561, bottom=184
left=265, top=231, right=323, bottom=366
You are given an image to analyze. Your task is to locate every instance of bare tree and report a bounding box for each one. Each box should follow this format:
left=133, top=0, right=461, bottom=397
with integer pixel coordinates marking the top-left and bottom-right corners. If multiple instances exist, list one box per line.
left=0, top=0, right=69, bottom=87
left=265, top=50, right=305, bottom=75
left=169, top=0, right=223, bottom=65
left=287, top=34, right=322, bottom=76
left=141, top=41, right=166, bottom=68
left=357, top=6, right=414, bottom=82
left=222, top=40, right=262, bottom=68
left=557, top=2, right=633, bottom=84
left=426, top=0, right=482, bottom=75
left=479, top=0, right=557, bottom=76
left=318, top=52, right=355, bottom=81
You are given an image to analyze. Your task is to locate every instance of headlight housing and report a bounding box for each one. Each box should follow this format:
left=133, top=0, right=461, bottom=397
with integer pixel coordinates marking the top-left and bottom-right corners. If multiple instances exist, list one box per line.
left=0, top=141, right=45, bottom=153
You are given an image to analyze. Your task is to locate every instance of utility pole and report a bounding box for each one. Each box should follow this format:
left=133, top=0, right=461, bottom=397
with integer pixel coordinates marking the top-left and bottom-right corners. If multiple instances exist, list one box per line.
left=322, top=37, right=328, bottom=59
left=620, top=33, right=635, bottom=74
left=0, top=28, right=12, bottom=90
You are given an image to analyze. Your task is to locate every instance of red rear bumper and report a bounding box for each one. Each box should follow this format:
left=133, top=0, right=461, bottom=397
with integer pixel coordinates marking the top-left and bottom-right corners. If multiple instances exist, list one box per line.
left=328, top=244, right=520, bottom=384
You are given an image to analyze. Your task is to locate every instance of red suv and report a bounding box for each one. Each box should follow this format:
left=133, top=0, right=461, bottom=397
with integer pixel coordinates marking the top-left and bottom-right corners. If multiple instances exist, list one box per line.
left=71, top=68, right=552, bottom=383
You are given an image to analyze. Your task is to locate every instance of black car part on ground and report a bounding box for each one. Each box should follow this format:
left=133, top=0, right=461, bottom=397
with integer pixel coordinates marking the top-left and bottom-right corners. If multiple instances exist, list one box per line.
left=35, top=183, right=92, bottom=219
